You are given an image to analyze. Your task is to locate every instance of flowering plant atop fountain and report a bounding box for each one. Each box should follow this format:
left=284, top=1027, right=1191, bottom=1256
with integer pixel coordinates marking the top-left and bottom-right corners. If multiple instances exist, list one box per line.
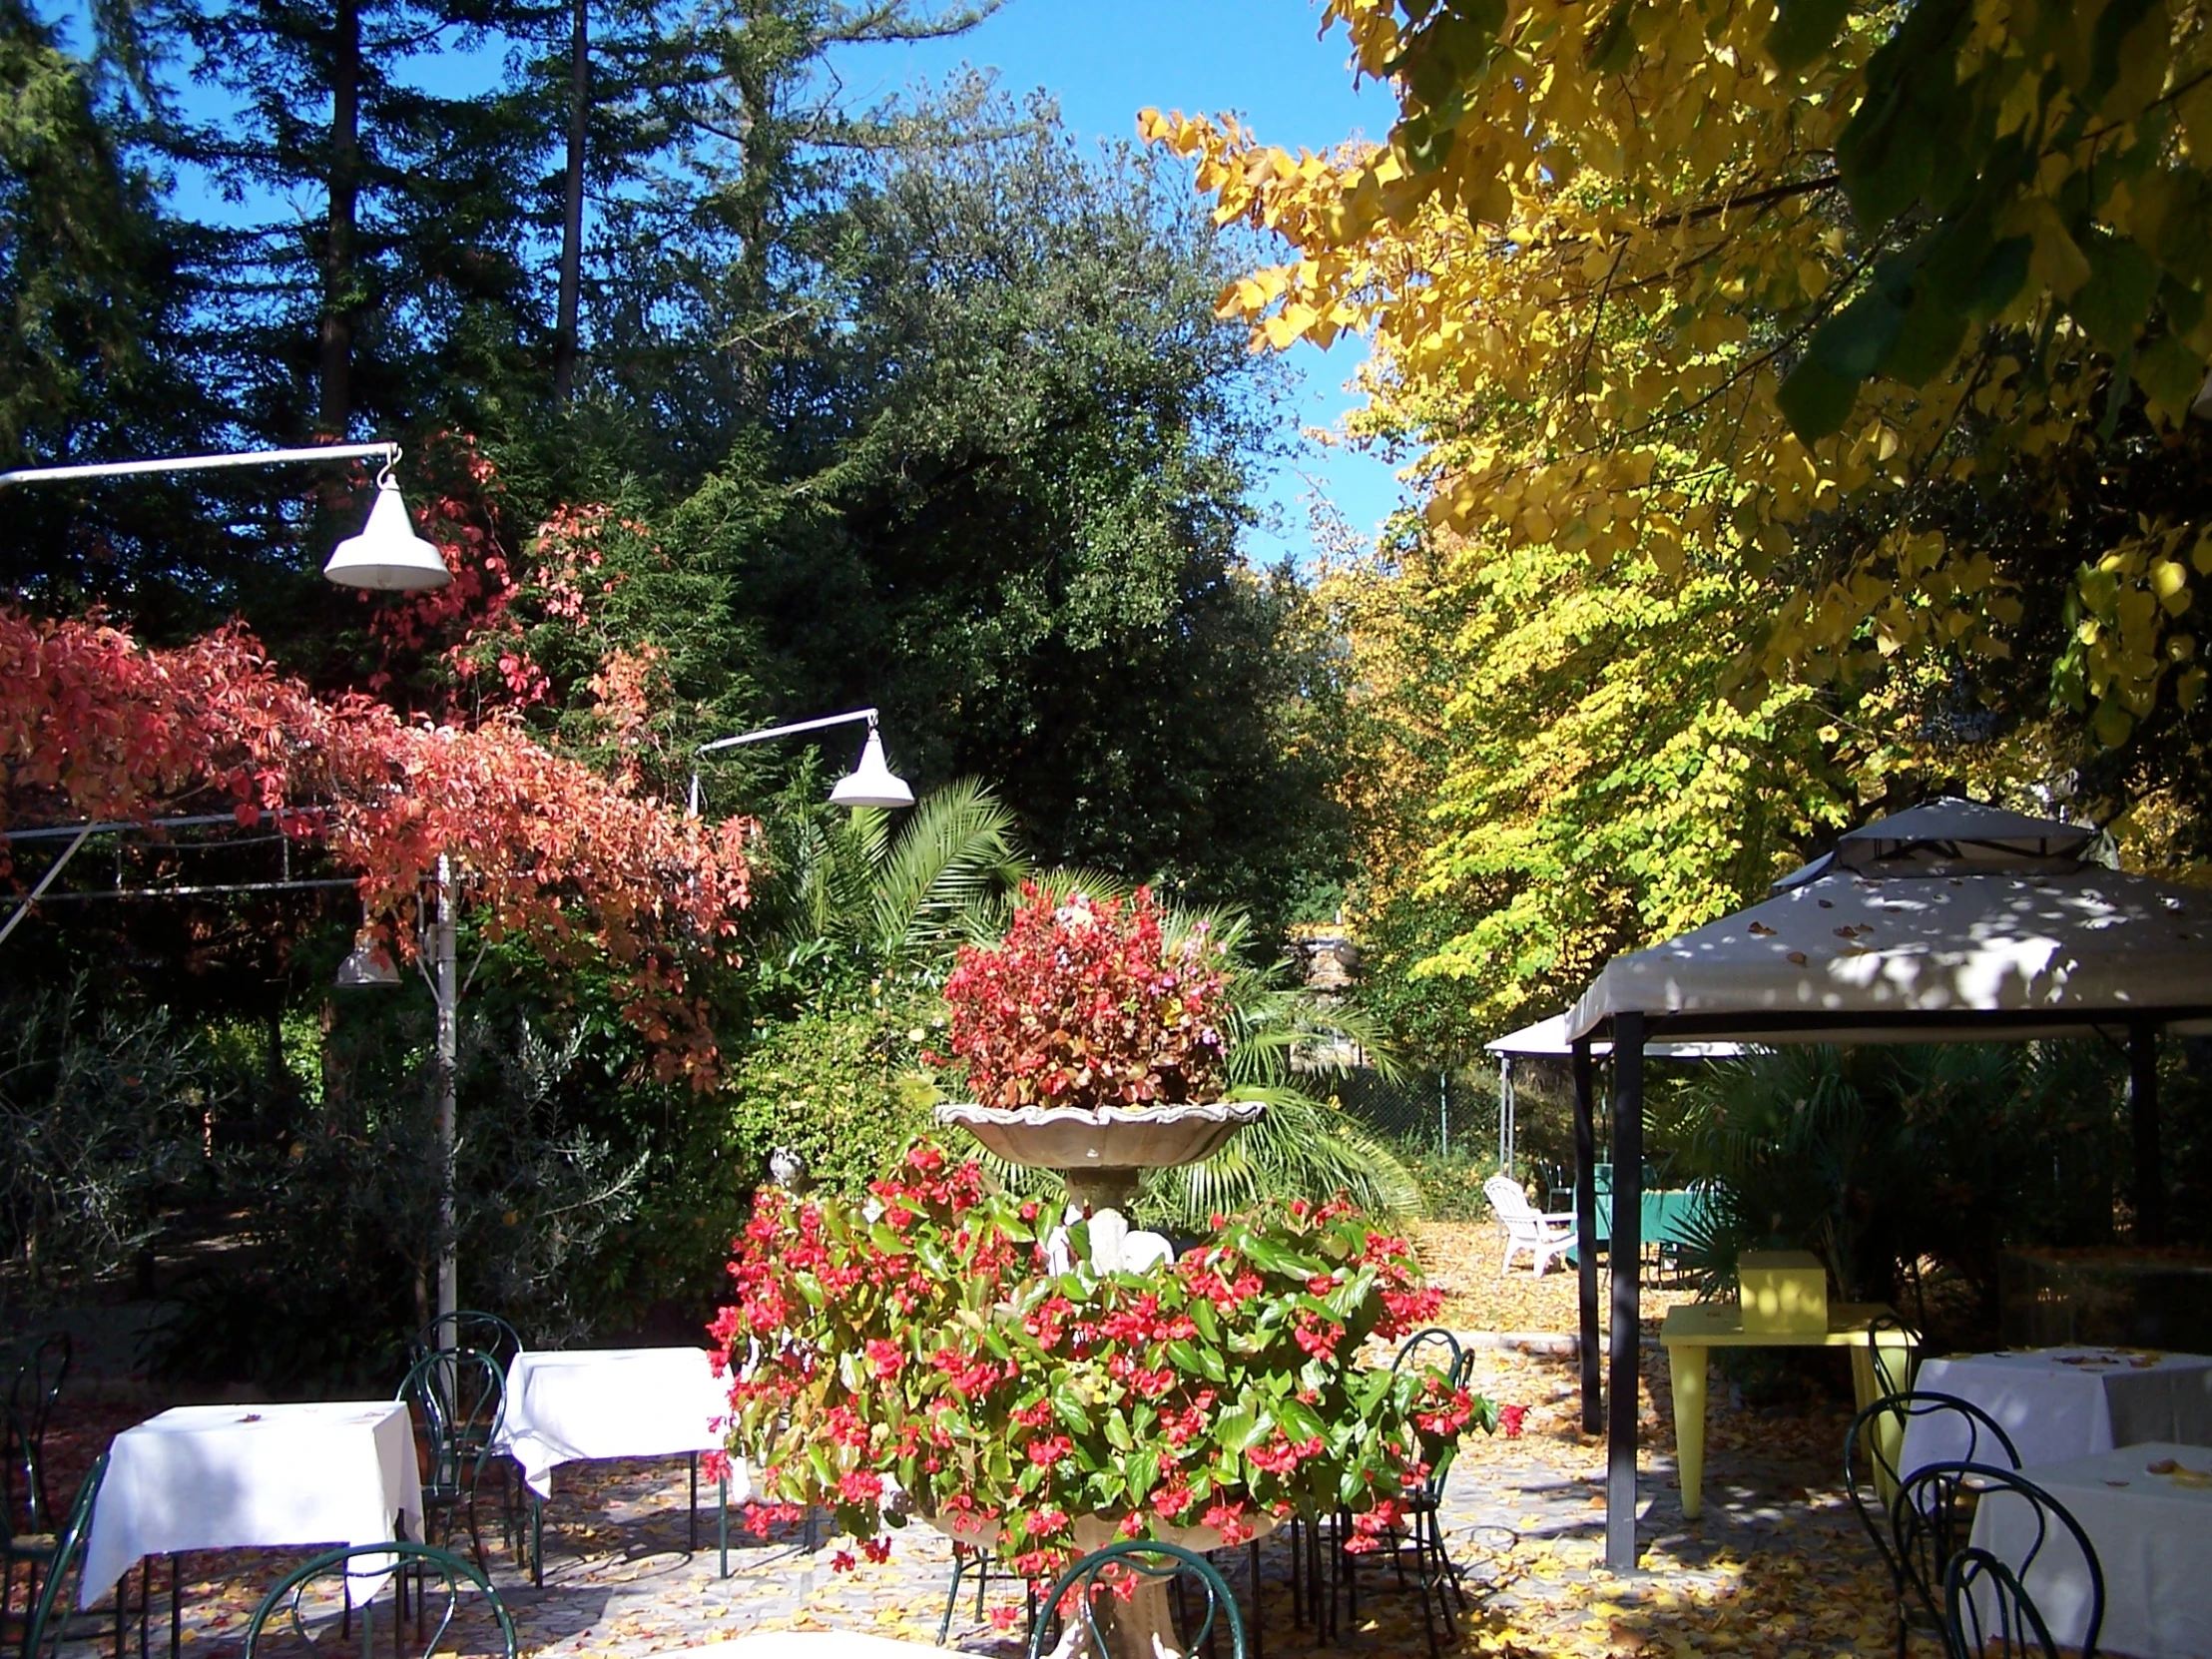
left=937, top=883, right=1229, bottom=1110
left=709, top=1141, right=1495, bottom=1578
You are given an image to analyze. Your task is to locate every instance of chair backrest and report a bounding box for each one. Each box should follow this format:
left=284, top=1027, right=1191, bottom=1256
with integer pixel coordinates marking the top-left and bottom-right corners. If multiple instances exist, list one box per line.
left=412, top=1312, right=521, bottom=1369
left=5, top=1331, right=70, bottom=1527
left=1945, top=1544, right=2068, bottom=1659
left=244, top=1540, right=517, bottom=1659
left=1845, top=1387, right=2020, bottom=1588
left=1028, top=1539, right=1246, bottom=1659
left=1390, top=1328, right=1462, bottom=1381
left=1866, top=1312, right=1918, bottom=1397
left=1894, top=1462, right=2101, bottom=1659
left=1482, top=1176, right=1536, bottom=1223
left=395, top=1349, right=507, bottom=1490
left=21, top=1449, right=108, bottom=1659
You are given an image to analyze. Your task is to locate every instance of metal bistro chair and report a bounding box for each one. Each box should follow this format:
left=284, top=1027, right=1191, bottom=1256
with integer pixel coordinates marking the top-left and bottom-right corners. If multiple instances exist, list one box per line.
left=937, top=1532, right=1041, bottom=1648
left=1895, top=1463, right=2101, bottom=1659
left=5, top=1333, right=70, bottom=1527
left=243, top=1541, right=517, bottom=1659
left=18, top=1450, right=107, bottom=1659
left=394, top=1349, right=509, bottom=1573
left=1028, top=1540, right=1246, bottom=1659
left=1330, top=1330, right=1469, bottom=1659
left=1866, top=1312, right=1919, bottom=1399
left=409, top=1315, right=524, bottom=1557
left=2, top=1399, right=61, bottom=1638
left=1846, top=1390, right=2020, bottom=1659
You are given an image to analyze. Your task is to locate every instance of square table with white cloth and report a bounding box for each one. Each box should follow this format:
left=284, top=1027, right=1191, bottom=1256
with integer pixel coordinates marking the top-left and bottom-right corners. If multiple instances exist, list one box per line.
left=1968, top=1440, right=2212, bottom=1659
left=1900, top=1347, right=2212, bottom=1474
left=79, top=1401, right=423, bottom=1611
left=489, top=1348, right=748, bottom=1582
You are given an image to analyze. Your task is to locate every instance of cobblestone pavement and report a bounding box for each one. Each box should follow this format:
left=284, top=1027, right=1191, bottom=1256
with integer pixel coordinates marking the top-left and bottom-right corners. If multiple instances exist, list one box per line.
left=43, top=1338, right=1897, bottom=1659
left=32, top=1233, right=1903, bottom=1659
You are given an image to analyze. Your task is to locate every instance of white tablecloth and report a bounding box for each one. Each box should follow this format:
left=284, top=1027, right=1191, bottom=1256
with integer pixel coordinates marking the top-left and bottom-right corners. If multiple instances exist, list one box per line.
left=1901, top=1348, right=2212, bottom=1473
left=80, top=1401, right=423, bottom=1608
left=490, top=1348, right=745, bottom=1498
left=1969, top=1440, right=2212, bottom=1659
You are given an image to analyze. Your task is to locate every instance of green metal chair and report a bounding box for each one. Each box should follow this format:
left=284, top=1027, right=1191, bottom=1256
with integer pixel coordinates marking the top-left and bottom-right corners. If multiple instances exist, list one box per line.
left=1028, top=1539, right=1246, bottom=1659
left=1846, top=1389, right=2021, bottom=1659
left=4, top=1334, right=69, bottom=1527
left=393, top=1349, right=508, bottom=1573
left=2, top=1398, right=61, bottom=1642
left=1333, top=1330, right=1472, bottom=1658
left=242, top=1540, right=516, bottom=1659
left=1944, top=1544, right=2071, bottom=1659
left=18, top=1449, right=106, bottom=1659
left=407, top=1316, right=524, bottom=1560
left=1866, top=1311, right=1919, bottom=1398
left=1898, top=1463, right=2101, bottom=1659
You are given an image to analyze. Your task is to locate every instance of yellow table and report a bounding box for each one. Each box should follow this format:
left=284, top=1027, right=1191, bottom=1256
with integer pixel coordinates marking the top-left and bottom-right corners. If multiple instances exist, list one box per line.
left=1661, top=1301, right=1919, bottom=1520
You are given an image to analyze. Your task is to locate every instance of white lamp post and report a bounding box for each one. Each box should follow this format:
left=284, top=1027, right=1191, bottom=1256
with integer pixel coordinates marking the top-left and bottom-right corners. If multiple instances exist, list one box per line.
left=0, top=442, right=451, bottom=592
left=689, top=707, right=915, bottom=816
left=335, top=854, right=463, bottom=1331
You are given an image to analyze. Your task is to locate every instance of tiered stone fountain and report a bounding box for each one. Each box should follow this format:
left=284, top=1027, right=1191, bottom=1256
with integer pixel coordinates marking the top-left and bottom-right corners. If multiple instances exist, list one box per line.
left=929, top=1095, right=1271, bottom=1656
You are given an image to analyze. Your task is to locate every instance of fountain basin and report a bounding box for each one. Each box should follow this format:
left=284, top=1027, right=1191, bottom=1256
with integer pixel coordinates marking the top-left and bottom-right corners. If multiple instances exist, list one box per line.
left=934, top=1099, right=1264, bottom=1169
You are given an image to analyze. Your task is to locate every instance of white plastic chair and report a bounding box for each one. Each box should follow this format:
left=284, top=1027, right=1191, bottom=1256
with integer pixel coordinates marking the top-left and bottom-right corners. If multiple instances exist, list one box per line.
left=1482, top=1175, right=1577, bottom=1277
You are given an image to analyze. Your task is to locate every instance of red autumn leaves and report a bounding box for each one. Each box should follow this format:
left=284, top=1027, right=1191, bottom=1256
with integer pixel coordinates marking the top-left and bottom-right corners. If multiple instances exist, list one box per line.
left=938, top=882, right=1230, bottom=1111
left=0, top=608, right=752, bottom=1081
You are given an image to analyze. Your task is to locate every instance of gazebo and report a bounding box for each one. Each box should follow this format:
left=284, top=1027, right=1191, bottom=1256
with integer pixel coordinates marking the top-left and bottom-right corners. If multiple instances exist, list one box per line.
left=1561, top=799, right=2212, bottom=1569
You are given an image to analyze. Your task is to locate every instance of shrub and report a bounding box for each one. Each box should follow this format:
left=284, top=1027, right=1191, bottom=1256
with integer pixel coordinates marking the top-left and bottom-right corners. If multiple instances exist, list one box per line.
left=720, top=998, right=941, bottom=1199
left=710, top=1142, right=1493, bottom=1576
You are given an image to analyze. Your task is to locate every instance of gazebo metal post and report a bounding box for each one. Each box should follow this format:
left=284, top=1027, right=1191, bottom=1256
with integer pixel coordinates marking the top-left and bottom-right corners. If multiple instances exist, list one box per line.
left=1498, top=1054, right=1514, bottom=1172
left=1607, top=1012, right=1646, bottom=1573
left=2130, top=1019, right=2165, bottom=1246
left=1572, top=1038, right=1601, bottom=1431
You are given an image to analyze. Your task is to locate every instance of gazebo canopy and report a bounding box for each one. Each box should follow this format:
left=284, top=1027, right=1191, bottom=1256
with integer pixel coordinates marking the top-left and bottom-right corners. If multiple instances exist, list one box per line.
left=1568, top=799, right=2212, bottom=1044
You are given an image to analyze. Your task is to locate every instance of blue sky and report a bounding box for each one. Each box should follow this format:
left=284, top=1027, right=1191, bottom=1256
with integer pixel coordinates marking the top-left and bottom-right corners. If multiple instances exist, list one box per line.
left=855, top=0, right=1408, bottom=568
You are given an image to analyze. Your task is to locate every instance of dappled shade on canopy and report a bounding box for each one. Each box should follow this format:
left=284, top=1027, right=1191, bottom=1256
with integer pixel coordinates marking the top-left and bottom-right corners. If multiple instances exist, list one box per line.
left=1560, top=798, right=2212, bottom=1569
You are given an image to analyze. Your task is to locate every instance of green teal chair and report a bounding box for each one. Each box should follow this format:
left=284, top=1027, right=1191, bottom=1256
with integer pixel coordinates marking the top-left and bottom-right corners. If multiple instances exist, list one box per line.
left=1029, top=1539, right=1246, bottom=1659
left=243, top=1540, right=516, bottom=1659
left=18, top=1449, right=106, bottom=1659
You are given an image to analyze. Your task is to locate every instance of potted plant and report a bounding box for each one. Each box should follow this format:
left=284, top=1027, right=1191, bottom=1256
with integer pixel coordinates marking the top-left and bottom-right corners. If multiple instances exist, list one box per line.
left=709, top=1143, right=1492, bottom=1655
left=929, top=882, right=1266, bottom=1212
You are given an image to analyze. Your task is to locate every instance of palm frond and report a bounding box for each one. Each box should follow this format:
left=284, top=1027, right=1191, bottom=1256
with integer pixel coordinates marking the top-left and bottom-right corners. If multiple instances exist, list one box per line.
left=1140, top=1085, right=1422, bottom=1229
left=865, top=780, right=1025, bottom=968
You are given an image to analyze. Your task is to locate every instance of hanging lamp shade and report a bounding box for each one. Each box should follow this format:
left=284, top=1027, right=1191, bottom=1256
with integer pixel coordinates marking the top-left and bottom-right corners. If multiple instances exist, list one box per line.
left=322, top=476, right=451, bottom=591
left=334, top=926, right=401, bottom=987
left=830, top=726, right=913, bottom=809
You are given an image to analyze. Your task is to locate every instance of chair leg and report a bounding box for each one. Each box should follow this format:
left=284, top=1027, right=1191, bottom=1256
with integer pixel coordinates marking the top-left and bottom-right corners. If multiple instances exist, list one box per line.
left=938, top=1545, right=967, bottom=1646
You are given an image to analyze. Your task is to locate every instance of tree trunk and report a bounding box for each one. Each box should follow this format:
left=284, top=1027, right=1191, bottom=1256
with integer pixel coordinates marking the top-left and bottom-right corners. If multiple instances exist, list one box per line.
left=552, top=0, right=588, bottom=402
left=319, top=0, right=361, bottom=434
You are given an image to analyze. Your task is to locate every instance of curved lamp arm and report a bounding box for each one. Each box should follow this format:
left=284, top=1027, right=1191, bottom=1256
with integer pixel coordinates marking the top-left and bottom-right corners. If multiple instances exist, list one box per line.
left=0, top=442, right=400, bottom=489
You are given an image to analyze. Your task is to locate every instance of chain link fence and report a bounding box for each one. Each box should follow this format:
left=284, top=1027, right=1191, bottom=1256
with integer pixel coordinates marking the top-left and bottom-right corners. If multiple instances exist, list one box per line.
left=1327, top=1067, right=1500, bottom=1160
